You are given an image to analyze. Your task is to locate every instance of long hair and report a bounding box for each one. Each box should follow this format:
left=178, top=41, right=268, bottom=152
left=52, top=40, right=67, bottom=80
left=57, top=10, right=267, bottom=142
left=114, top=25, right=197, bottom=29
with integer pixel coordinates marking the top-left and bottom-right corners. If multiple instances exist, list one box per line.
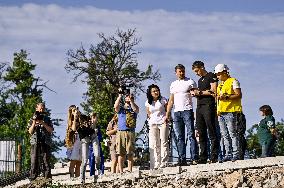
left=65, top=105, right=76, bottom=148
left=147, top=84, right=162, bottom=105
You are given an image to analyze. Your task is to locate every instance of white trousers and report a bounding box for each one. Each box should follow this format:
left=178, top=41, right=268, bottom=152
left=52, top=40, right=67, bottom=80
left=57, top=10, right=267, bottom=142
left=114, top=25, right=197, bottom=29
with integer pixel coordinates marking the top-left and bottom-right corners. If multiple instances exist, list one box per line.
left=149, top=124, right=169, bottom=169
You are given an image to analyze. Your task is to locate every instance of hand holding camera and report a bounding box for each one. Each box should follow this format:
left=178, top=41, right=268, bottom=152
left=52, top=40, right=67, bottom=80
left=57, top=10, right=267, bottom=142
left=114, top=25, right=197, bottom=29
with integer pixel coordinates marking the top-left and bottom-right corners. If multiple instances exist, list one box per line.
left=118, top=84, right=133, bottom=95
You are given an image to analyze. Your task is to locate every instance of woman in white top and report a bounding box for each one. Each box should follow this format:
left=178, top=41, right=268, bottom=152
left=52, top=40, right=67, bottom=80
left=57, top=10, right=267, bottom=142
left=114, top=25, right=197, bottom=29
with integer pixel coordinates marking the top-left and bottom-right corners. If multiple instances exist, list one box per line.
left=65, top=105, right=82, bottom=178
left=145, top=84, right=169, bottom=169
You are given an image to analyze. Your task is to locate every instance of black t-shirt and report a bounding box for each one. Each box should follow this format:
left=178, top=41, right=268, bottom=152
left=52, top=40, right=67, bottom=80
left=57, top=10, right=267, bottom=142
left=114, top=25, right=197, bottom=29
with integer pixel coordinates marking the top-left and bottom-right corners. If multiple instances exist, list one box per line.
left=197, top=72, right=217, bottom=105
left=77, top=126, right=95, bottom=140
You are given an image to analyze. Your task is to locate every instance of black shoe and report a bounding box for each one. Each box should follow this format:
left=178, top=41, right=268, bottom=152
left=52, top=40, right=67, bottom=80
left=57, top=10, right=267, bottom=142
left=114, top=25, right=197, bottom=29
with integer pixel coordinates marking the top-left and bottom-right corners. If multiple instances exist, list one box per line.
left=197, top=159, right=207, bottom=164
left=177, top=159, right=187, bottom=166
left=209, top=158, right=218, bottom=164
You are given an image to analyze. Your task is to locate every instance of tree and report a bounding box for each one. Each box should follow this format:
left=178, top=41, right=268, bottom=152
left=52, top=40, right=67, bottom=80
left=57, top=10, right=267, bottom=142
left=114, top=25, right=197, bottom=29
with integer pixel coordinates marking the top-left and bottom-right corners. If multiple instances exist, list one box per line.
left=65, top=29, right=161, bottom=157
left=0, top=62, right=15, bottom=125
left=0, top=50, right=63, bottom=169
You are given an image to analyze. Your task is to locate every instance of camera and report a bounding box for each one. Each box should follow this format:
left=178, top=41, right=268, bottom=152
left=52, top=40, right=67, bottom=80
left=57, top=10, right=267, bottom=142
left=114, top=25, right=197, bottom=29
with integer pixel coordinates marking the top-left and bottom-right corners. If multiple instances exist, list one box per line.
left=33, top=111, right=44, bottom=121
left=80, top=114, right=91, bottom=127
left=118, top=84, right=133, bottom=95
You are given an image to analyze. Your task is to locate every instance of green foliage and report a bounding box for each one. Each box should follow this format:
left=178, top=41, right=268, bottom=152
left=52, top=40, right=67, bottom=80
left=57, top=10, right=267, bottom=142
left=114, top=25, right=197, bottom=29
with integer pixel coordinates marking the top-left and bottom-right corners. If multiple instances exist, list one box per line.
left=0, top=50, right=63, bottom=170
left=274, top=120, right=284, bottom=156
left=246, top=119, right=284, bottom=158
left=246, top=124, right=261, bottom=158
left=65, top=28, right=161, bottom=158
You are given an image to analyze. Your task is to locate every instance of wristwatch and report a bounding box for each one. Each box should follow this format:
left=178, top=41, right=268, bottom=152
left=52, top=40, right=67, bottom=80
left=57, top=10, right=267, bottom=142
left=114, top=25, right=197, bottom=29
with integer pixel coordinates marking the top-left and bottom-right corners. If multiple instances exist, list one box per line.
left=199, top=90, right=203, bottom=96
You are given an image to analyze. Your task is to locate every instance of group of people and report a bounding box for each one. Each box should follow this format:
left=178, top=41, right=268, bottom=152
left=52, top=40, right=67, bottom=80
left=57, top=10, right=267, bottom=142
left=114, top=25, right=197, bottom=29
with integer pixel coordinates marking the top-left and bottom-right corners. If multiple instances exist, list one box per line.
left=64, top=106, right=103, bottom=183
left=63, top=90, right=139, bottom=183
left=26, top=61, right=278, bottom=183
left=146, top=62, right=277, bottom=169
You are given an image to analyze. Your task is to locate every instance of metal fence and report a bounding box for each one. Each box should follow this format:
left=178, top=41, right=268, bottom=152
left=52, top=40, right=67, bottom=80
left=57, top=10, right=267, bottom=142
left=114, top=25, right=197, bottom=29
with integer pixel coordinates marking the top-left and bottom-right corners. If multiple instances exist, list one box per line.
left=0, top=140, right=19, bottom=177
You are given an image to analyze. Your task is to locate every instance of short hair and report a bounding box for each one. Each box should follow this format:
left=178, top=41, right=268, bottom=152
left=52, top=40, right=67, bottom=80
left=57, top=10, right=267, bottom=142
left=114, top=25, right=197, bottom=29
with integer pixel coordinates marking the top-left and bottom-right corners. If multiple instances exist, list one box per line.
left=175, top=64, right=185, bottom=71
left=259, top=105, right=273, bottom=116
left=192, top=61, right=204, bottom=69
left=36, top=102, right=45, bottom=108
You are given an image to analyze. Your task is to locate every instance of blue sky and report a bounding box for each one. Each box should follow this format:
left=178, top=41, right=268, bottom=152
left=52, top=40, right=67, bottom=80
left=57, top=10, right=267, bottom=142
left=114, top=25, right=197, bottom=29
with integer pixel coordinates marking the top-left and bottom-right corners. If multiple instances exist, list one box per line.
left=0, top=1, right=284, bottom=158
left=2, top=0, right=284, bottom=12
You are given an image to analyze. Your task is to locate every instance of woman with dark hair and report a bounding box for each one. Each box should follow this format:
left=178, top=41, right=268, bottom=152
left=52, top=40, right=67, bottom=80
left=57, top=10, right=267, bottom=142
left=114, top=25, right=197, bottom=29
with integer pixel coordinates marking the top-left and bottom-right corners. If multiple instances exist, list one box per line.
left=145, top=84, right=169, bottom=169
left=257, top=105, right=277, bottom=157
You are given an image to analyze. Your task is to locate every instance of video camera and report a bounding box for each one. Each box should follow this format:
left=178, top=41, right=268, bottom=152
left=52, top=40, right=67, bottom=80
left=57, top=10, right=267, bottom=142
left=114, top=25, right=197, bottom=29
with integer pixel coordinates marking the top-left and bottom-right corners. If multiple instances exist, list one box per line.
left=118, top=84, right=133, bottom=95
left=33, top=111, right=45, bottom=121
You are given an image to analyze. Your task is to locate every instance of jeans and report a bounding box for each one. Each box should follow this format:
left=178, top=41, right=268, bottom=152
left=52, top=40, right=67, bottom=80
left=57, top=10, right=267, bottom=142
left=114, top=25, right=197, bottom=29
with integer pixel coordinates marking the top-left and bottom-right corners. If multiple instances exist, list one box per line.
left=261, top=138, right=275, bottom=157
left=149, top=124, right=169, bottom=169
left=218, top=112, right=239, bottom=160
left=80, top=136, right=100, bottom=182
left=173, top=110, right=198, bottom=161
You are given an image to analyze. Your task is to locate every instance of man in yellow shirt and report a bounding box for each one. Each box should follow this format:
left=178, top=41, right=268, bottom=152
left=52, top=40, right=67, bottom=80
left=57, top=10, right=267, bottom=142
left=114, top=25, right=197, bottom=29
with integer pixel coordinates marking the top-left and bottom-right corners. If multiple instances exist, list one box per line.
left=215, top=64, right=242, bottom=162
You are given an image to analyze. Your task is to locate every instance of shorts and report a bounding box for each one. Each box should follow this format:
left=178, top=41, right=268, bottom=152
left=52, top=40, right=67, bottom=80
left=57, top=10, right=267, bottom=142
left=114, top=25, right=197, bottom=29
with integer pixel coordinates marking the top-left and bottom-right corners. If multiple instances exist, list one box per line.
left=116, top=131, right=135, bottom=156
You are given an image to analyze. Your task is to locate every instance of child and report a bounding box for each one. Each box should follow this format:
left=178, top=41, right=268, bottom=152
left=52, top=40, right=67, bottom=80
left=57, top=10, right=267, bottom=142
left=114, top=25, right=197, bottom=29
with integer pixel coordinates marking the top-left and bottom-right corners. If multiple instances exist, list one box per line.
left=106, top=114, right=119, bottom=173
left=257, top=105, right=276, bottom=157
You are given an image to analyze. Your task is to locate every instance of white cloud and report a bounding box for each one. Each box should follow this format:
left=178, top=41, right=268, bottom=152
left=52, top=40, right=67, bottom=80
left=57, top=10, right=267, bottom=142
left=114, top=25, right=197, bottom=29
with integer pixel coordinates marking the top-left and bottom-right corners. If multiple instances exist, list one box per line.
left=0, top=3, right=284, bottom=158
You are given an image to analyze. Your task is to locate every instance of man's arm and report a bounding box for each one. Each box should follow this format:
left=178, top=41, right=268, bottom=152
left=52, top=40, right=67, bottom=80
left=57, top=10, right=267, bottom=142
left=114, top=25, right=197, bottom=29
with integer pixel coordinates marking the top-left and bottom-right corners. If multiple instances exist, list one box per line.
left=230, top=88, right=242, bottom=99
left=28, top=120, right=37, bottom=135
left=114, top=94, right=122, bottom=112
left=166, top=94, right=174, bottom=121
left=130, top=95, right=139, bottom=113
left=42, top=120, right=54, bottom=133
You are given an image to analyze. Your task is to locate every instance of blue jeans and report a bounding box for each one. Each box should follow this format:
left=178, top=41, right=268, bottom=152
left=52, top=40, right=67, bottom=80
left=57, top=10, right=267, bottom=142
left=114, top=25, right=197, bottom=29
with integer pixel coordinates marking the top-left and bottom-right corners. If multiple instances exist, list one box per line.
left=80, top=136, right=100, bottom=182
left=218, top=112, right=239, bottom=160
left=173, top=110, right=198, bottom=161
left=261, top=138, right=275, bottom=157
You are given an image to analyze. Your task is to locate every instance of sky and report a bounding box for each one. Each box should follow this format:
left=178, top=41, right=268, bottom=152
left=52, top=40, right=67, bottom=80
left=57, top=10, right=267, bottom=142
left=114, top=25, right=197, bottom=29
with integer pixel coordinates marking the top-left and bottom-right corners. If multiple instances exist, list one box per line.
left=0, top=0, right=284, bottom=158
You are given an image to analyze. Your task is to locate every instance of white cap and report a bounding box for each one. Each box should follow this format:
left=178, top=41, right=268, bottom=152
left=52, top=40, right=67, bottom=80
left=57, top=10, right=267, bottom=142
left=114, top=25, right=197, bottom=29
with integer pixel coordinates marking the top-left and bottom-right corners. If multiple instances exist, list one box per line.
left=214, top=64, right=229, bottom=74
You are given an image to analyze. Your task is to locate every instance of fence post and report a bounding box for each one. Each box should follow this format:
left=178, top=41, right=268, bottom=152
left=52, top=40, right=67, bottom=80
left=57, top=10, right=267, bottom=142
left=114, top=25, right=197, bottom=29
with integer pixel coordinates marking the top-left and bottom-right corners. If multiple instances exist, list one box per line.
left=16, top=144, right=22, bottom=173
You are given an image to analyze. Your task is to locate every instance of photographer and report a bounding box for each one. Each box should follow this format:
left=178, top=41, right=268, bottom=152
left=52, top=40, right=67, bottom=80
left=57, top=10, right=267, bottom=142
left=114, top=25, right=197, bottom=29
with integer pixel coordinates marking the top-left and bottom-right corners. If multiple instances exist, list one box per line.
left=27, top=103, right=54, bottom=181
left=114, top=86, right=139, bottom=173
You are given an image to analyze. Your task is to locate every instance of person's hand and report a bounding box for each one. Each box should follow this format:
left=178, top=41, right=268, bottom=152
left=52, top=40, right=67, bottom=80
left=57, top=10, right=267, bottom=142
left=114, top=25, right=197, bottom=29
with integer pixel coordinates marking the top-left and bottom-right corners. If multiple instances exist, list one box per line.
left=37, top=120, right=44, bottom=125
left=165, top=115, right=172, bottom=124
left=218, top=93, right=228, bottom=100
left=129, top=94, right=135, bottom=102
left=33, top=119, right=39, bottom=127
left=189, top=88, right=198, bottom=96
left=73, top=110, right=80, bottom=119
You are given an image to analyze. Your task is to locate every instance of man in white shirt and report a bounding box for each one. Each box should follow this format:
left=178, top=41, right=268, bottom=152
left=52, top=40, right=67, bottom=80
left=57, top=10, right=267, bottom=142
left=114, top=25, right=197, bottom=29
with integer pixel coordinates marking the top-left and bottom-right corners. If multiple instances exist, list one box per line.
left=166, top=64, right=198, bottom=165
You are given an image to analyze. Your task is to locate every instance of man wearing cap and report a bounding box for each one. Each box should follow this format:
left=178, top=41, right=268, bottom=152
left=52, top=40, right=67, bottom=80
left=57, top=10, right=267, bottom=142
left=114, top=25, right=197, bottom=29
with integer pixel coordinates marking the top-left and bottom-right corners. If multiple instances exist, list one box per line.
left=214, top=64, right=242, bottom=161
left=166, top=64, right=198, bottom=165
left=190, top=61, right=219, bottom=164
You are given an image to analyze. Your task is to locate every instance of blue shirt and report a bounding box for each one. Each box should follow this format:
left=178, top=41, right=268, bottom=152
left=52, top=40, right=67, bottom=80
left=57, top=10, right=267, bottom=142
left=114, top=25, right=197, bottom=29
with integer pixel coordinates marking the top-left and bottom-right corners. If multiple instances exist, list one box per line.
left=117, top=106, right=137, bottom=131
